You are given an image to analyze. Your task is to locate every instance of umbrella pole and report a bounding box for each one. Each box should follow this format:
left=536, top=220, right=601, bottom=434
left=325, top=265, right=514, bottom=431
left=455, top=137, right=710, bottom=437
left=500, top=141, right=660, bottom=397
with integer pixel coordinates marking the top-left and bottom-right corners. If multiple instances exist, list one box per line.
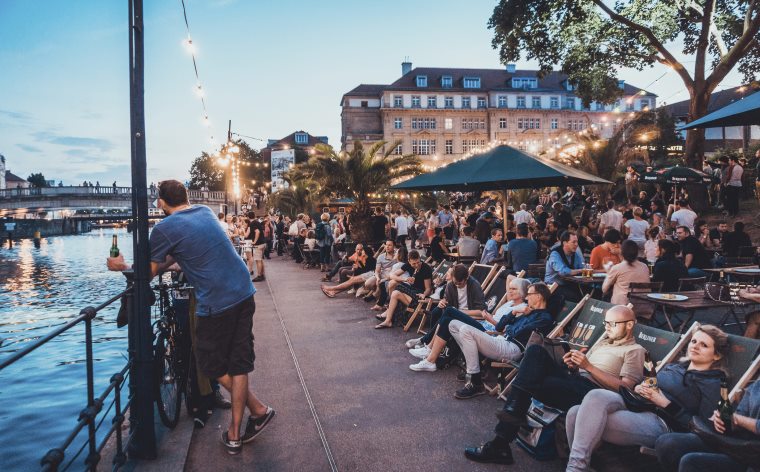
left=502, top=188, right=509, bottom=236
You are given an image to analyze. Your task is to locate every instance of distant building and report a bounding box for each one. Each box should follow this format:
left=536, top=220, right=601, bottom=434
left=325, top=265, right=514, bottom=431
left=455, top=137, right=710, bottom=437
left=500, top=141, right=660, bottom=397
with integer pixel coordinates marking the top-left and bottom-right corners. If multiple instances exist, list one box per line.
left=665, top=85, right=760, bottom=153
left=0, top=154, right=5, bottom=190
left=260, top=131, right=329, bottom=193
left=5, top=170, right=30, bottom=190
left=341, top=61, right=656, bottom=167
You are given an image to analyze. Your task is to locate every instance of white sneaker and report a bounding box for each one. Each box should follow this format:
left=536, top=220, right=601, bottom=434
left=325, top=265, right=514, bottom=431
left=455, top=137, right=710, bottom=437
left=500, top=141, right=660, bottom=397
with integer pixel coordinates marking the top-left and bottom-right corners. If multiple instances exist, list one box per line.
left=409, top=345, right=431, bottom=359
left=355, top=287, right=366, bottom=298
left=347, top=288, right=356, bottom=294
left=409, top=359, right=437, bottom=372
left=405, top=337, right=423, bottom=349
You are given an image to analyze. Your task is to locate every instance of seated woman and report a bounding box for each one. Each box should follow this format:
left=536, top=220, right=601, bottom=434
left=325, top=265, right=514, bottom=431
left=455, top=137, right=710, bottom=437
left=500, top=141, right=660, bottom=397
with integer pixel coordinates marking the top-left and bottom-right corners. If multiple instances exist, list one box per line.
left=321, top=246, right=375, bottom=297
left=429, top=227, right=450, bottom=264
left=602, top=239, right=650, bottom=305
left=565, top=325, right=729, bottom=472
left=656, top=377, right=760, bottom=471
left=374, top=250, right=433, bottom=328
left=652, top=239, right=688, bottom=292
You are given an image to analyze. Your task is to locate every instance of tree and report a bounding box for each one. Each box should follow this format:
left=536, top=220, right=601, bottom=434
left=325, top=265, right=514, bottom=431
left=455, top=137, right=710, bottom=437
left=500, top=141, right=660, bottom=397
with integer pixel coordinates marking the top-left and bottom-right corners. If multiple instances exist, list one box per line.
left=188, top=152, right=225, bottom=190
left=269, top=172, right=319, bottom=217
left=489, top=1, right=760, bottom=168
left=27, top=172, right=49, bottom=188
left=294, top=141, right=421, bottom=242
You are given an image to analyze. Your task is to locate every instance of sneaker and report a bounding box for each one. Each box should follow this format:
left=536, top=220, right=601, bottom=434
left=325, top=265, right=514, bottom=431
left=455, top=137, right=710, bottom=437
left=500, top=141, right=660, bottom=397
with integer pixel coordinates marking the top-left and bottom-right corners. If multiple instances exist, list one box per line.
left=221, top=430, right=242, bottom=455
left=409, top=359, right=437, bottom=372
left=346, top=288, right=356, bottom=295
left=363, top=294, right=376, bottom=303
left=455, top=382, right=486, bottom=399
left=409, top=345, right=431, bottom=359
left=405, top=337, right=423, bottom=349
left=252, top=275, right=265, bottom=282
left=355, top=287, right=367, bottom=298
left=241, top=406, right=276, bottom=443
left=214, top=389, right=231, bottom=409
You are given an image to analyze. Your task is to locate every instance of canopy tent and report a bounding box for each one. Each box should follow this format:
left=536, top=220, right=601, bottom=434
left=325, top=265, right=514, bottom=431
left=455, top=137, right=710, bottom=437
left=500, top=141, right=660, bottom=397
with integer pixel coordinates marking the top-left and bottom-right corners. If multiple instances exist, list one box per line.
left=677, top=90, right=760, bottom=129
left=640, top=165, right=714, bottom=185
left=391, top=145, right=612, bottom=234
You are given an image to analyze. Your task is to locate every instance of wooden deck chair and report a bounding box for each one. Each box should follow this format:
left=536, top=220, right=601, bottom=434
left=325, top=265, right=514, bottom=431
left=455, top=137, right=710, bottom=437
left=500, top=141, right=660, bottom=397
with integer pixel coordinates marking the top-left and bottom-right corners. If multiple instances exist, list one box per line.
left=468, top=262, right=498, bottom=290
left=632, top=324, right=683, bottom=366
left=402, top=260, right=454, bottom=333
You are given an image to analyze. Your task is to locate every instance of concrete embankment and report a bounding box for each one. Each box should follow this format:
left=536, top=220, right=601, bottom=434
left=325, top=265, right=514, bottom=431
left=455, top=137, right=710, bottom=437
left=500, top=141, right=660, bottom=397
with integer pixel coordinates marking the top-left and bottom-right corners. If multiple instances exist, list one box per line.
left=1, top=219, right=92, bottom=240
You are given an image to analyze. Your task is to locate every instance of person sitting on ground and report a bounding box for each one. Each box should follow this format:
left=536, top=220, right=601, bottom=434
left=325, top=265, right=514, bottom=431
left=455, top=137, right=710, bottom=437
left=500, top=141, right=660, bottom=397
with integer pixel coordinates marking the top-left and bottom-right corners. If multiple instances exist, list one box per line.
left=370, top=245, right=409, bottom=308
left=374, top=250, right=433, bottom=328
left=320, top=246, right=376, bottom=297
left=652, top=239, right=688, bottom=292
left=464, top=305, right=645, bottom=465
left=590, top=229, right=623, bottom=272
left=722, top=221, right=753, bottom=258
left=676, top=225, right=713, bottom=277
left=644, top=226, right=661, bottom=264
left=480, top=228, right=504, bottom=265
left=602, top=240, right=650, bottom=305
left=429, top=227, right=450, bottom=263
left=544, top=231, right=585, bottom=302
left=506, top=223, right=538, bottom=273
left=322, top=243, right=366, bottom=282
left=567, top=325, right=728, bottom=472
left=656, top=371, right=760, bottom=471
left=456, top=226, right=481, bottom=260
left=445, top=282, right=554, bottom=399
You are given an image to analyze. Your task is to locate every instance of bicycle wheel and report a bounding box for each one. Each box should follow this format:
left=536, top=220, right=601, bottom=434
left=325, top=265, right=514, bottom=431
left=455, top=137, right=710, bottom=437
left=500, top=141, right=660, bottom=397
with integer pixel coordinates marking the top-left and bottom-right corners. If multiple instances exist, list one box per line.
left=155, top=331, right=182, bottom=428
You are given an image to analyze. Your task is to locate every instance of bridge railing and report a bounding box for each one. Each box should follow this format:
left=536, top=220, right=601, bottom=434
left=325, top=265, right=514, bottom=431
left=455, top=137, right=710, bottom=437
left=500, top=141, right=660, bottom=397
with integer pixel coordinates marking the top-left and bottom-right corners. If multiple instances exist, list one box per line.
left=0, top=187, right=226, bottom=202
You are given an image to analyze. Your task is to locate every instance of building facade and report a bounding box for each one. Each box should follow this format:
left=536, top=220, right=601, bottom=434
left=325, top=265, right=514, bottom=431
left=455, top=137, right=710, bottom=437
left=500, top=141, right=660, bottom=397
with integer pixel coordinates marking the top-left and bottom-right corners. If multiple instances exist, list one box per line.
left=0, top=154, right=5, bottom=190
left=341, top=63, right=656, bottom=167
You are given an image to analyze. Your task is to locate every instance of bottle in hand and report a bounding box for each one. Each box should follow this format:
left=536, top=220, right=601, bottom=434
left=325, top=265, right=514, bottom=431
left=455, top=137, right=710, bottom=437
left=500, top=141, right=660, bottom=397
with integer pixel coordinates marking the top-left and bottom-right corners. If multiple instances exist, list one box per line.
left=110, top=234, right=120, bottom=257
left=718, top=377, right=733, bottom=434
left=642, top=352, right=658, bottom=390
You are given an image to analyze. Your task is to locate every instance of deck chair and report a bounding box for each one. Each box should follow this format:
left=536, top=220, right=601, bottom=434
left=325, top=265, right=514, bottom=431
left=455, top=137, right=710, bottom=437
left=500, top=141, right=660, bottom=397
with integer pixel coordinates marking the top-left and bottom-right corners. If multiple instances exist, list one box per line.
left=469, top=262, right=499, bottom=290
left=402, top=260, right=456, bottom=333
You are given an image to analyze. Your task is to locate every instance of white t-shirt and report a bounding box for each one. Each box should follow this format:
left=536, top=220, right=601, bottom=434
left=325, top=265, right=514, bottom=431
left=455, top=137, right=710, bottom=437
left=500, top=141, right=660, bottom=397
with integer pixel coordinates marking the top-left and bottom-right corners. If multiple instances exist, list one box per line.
left=600, top=210, right=623, bottom=234
left=670, top=209, right=697, bottom=233
left=457, top=286, right=468, bottom=310
left=288, top=222, right=300, bottom=236
left=625, top=219, right=649, bottom=242
left=395, top=215, right=409, bottom=236
left=480, top=301, right=527, bottom=331
left=514, top=210, right=534, bottom=226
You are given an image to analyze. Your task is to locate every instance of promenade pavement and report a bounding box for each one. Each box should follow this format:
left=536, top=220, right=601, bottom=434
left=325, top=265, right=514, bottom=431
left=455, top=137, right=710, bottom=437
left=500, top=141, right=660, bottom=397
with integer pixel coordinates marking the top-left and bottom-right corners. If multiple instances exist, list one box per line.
left=180, top=257, right=563, bottom=472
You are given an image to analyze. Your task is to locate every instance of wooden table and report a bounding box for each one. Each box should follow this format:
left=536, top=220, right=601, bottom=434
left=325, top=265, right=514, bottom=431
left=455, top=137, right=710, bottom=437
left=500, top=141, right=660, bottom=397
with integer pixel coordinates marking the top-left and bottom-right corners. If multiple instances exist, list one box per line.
left=628, top=291, right=731, bottom=333
left=560, top=273, right=607, bottom=298
left=703, top=266, right=760, bottom=283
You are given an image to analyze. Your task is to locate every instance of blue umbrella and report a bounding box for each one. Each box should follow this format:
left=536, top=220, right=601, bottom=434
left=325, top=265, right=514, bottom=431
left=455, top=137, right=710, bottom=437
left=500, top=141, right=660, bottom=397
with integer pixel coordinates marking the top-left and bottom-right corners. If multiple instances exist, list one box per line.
left=677, top=91, right=760, bottom=129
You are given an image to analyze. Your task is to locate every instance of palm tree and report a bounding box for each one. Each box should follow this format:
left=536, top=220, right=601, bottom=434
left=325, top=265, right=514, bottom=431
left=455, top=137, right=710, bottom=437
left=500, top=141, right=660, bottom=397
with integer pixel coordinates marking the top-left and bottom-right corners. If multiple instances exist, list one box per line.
left=298, top=140, right=421, bottom=242
left=270, top=173, right=319, bottom=217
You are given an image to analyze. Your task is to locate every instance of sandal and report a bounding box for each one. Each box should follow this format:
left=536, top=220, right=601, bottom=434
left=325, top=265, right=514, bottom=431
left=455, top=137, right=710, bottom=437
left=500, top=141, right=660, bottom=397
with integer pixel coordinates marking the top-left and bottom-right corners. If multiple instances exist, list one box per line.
left=374, top=323, right=391, bottom=329
left=375, top=313, right=386, bottom=320
left=321, top=286, right=335, bottom=298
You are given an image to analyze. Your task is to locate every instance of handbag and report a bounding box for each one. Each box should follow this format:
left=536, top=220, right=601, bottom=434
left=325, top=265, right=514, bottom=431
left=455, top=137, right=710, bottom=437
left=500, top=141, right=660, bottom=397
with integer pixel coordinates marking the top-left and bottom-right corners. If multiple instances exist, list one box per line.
left=704, top=282, right=732, bottom=302
left=526, top=331, right=570, bottom=368
left=689, top=415, right=760, bottom=467
left=619, top=386, right=657, bottom=413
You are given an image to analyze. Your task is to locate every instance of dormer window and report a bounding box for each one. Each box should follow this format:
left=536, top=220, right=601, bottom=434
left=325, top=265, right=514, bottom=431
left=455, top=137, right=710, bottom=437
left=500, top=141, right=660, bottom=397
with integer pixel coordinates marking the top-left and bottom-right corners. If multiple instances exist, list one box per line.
left=463, top=77, right=481, bottom=88
left=416, top=75, right=428, bottom=87
left=561, top=80, right=575, bottom=91
left=295, top=133, right=308, bottom=145
left=441, top=76, right=453, bottom=88
left=512, top=78, right=538, bottom=89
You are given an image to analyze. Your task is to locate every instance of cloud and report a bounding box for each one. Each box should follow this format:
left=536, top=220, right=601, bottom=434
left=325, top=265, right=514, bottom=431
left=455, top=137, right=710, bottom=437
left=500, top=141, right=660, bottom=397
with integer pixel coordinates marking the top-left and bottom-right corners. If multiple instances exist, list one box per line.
left=34, top=131, right=114, bottom=152
left=16, top=144, right=43, bottom=153
left=0, top=109, right=33, bottom=121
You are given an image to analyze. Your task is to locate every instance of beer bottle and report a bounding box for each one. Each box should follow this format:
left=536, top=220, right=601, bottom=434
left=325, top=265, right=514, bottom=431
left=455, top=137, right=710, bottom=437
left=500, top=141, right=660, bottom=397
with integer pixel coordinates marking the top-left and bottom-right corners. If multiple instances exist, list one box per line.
left=642, top=352, right=658, bottom=390
left=110, top=234, right=120, bottom=257
left=718, top=377, right=733, bottom=434
left=718, top=270, right=726, bottom=284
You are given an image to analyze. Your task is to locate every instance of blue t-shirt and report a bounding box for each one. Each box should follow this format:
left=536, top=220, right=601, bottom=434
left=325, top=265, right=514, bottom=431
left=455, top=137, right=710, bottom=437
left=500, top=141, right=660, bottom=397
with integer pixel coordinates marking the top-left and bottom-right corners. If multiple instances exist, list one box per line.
left=507, top=238, right=538, bottom=273
left=149, top=205, right=255, bottom=316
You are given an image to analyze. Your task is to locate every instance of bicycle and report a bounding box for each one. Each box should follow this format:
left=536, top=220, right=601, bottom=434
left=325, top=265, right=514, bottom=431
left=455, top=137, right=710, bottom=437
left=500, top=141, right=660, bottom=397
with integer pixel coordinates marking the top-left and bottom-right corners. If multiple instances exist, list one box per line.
left=151, top=276, right=192, bottom=428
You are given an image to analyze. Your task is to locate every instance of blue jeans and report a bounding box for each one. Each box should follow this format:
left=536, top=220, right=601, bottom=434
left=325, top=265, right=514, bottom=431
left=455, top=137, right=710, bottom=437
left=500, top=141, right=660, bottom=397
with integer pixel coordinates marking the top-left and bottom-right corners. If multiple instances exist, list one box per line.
left=687, top=267, right=707, bottom=278
left=318, top=244, right=331, bottom=264
left=655, top=433, right=745, bottom=472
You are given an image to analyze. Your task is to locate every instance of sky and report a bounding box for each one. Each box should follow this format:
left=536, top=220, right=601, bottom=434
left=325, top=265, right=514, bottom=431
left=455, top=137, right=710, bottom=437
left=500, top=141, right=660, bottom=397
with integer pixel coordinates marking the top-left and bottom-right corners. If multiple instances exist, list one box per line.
left=0, top=0, right=746, bottom=186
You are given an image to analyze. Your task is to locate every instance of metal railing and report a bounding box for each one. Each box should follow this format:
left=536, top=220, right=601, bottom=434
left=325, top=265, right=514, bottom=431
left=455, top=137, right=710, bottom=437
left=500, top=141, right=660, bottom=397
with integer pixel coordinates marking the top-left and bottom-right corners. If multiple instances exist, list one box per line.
left=0, top=285, right=136, bottom=471
left=0, top=186, right=226, bottom=202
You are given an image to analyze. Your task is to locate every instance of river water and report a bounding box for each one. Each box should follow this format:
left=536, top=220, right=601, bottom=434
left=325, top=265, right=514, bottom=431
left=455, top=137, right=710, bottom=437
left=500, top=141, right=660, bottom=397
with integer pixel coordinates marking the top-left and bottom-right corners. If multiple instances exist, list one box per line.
left=0, top=229, right=134, bottom=470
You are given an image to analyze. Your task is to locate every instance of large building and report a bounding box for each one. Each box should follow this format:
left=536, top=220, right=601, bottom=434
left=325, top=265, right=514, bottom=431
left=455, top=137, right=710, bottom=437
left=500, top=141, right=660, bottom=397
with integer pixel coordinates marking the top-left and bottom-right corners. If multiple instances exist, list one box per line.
left=341, top=62, right=657, bottom=167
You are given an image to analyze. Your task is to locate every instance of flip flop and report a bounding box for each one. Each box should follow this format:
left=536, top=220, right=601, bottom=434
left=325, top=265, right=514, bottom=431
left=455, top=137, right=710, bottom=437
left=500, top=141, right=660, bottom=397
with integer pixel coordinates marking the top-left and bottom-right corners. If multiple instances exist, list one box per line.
left=374, top=323, right=391, bottom=329
left=375, top=313, right=386, bottom=320
left=321, top=286, right=335, bottom=298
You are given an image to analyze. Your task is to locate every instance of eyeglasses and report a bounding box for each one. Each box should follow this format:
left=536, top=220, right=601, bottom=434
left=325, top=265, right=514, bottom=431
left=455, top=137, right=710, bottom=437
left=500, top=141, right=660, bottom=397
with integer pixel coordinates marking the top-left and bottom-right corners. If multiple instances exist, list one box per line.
left=602, top=319, right=634, bottom=328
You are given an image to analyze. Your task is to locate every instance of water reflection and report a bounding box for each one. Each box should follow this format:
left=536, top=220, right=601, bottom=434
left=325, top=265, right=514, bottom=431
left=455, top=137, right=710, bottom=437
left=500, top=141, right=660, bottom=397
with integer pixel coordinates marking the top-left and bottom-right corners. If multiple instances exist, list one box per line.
left=0, top=229, right=133, bottom=470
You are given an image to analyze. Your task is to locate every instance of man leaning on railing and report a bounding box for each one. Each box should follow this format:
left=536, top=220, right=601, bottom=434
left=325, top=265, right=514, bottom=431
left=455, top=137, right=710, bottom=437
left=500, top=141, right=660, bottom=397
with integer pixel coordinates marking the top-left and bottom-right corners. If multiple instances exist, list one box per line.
left=106, top=179, right=275, bottom=455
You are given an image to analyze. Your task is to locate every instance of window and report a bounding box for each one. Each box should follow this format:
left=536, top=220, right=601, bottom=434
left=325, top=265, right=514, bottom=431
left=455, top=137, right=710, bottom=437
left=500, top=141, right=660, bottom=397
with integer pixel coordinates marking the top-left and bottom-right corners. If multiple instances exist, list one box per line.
left=394, top=144, right=403, bottom=155
left=412, top=139, right=436, bottom=155
left=516, top=96, right=526, bottom=108
left=411, top=95, right=421, bottom=108
left=394, top=117, right=402, bottom=129
left=477, top=97, right=487, bottom=109
left=595, top=102, right=605, bottom=111
left=517, top=118, right=541, bottom=129
left=427, top=96, right=437, bottom=108
left=444, top=96, right=454, bottom=108
left=499, top=118, right=507, bottom=129
left=444, top=118, right=453, bottom=130
left=532, top=96, right=541, bottom=109
left=411, top=117, right=436, bottom=129
left=512, top=77, right=538, bottom=89
left=462, top=97, right=471, bottom=108
left=498, top=95, right=508, bottom=108
left=441, top=76, right=453, bottom=88
left=567, top=119, right=585, bottom=131
left=445, top=139, right=453, bottom=154
left=639, top=99, right=650, bottom=110
left=295, top=133, right=308, bottom=144
left=626, top=100, right=635, bottom=111
left=461, top=118, right=486, bottom=130
left=463, top=77, right=481, bottom=88
left=393, top=95, right=403, bottom=107
left=566, top=97, right=576, bottom=109
left=551, top=118, right=558, bottom=130
left=462, top=139, right=486, bottom=153
left=416, top=75, right=427, bottom=87
left=361, top=100, right=368, bottom=108
left=550, top=96, right=559, bottom=109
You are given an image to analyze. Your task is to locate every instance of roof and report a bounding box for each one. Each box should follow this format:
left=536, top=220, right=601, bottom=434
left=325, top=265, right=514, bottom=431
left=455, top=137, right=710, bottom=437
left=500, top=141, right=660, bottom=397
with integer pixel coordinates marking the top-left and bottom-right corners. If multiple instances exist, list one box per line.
left=5, top=170, right=26, bottom=182
left=342, top=67, right=655, bottom=100
left=666, top=84, right=760, bottom=119
left=264, top=131, right=328, bottom=149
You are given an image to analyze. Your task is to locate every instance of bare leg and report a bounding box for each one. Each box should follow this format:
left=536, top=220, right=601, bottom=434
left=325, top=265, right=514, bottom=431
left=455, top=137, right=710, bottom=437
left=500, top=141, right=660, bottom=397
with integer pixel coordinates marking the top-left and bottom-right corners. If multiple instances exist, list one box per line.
left=425, top=336, right=447, bottom=362
left=256, top=259, right=264, bottom=277
left=246, top=252, right=254, bottom=274
left=217, top=374, right=268, bottom=421
left=326, top=276, right=363, bottom=294
left=744, top=311, right=760, bottom=339
left=378, top=291, right=411, bottom=326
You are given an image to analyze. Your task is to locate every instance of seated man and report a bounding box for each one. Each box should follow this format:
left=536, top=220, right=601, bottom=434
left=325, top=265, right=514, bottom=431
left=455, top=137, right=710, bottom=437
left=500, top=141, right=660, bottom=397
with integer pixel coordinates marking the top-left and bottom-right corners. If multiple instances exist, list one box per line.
left=322, top=243, right=366, bottom=283
left=357, top=240, right=396, bottom=299
left=320, top=246, right=375, bottom=297
left=544, top=231, right=584, bottom=302
left=456, top=226, right=481, bottom=259
left=464, top=305, right=645, bottom=465
left=721, top=220, right=752, bottom=258
left=507, top=223, right=538, bottom=273
left=480, top=228, right=504, bottom=265
left=676, top=225, right=712, bottom=277
left=589, top=229, right=622, bottom=271
left=374, top=250, right=433, bottom=328
left=447, top=282, right=554, bottom=399
left=429, top=227, right=450, bottom=263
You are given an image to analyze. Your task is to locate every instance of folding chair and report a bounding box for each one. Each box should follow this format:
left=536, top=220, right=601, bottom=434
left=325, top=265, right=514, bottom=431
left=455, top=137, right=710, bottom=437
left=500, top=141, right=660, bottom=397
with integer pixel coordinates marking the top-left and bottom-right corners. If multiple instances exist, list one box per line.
left=402, top=260, right=454, bottom=333
left=468, top=262, right=499, bottom=290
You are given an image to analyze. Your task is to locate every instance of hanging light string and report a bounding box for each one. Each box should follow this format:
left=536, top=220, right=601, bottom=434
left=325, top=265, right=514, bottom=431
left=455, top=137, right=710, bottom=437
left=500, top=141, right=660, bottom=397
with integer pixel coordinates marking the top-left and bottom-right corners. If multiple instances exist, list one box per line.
left=179, top=0, right=217, bottom=149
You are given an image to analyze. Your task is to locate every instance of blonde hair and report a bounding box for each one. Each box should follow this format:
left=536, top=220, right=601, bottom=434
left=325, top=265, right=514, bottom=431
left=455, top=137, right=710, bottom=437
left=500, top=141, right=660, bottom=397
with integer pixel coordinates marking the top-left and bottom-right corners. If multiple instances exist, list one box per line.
left=321, top=212, right=329, bottom=222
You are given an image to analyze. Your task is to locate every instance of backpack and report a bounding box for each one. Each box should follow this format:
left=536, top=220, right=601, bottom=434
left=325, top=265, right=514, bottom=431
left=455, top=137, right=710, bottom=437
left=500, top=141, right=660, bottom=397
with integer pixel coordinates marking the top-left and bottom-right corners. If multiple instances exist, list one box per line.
left=315, top=222, right=327, bottom=240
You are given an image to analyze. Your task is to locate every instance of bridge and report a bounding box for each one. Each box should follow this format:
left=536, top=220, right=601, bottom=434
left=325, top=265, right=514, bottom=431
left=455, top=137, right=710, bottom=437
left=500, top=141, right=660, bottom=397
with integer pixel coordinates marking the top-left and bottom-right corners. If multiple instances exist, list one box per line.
left=0, top=186, right=228, bottom=217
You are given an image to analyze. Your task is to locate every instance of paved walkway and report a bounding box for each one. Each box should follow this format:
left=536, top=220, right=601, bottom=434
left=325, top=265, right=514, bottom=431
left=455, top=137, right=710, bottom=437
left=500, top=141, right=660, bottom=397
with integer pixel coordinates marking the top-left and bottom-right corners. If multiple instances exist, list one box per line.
left=179, top=257, right=562, bottom=472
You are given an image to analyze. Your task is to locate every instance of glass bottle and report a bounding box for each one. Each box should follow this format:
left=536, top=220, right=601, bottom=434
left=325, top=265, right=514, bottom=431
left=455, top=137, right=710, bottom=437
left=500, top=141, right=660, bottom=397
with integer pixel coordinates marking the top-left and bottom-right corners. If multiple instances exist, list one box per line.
left=110, top=234, right=120, bottom=257
left=718, top=377, right=733, bottom=434
left=642, top=352, right=658, bottom=390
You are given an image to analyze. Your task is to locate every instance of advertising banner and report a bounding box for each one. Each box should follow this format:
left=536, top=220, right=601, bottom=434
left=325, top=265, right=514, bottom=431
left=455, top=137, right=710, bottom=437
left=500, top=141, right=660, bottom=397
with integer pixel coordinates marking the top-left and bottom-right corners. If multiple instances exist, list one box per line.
left=270, top=149, right=295, bottom=192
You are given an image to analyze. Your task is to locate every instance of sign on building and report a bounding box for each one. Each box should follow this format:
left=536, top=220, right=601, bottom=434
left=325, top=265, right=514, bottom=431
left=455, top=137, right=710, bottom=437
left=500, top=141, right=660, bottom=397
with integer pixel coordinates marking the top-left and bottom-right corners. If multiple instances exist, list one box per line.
left=270, top=149, right=295, bottom=192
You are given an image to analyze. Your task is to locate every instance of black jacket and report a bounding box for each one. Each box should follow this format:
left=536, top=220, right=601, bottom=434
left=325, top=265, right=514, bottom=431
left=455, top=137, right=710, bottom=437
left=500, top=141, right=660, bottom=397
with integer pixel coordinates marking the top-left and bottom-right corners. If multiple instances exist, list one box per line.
left=653, top=255, right=688, bottom=292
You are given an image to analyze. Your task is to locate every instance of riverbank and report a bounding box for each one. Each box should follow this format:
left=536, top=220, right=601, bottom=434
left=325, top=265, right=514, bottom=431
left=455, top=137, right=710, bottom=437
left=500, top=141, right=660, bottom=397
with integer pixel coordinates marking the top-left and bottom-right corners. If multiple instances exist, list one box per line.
left=1, top=218, right=91, bottom=241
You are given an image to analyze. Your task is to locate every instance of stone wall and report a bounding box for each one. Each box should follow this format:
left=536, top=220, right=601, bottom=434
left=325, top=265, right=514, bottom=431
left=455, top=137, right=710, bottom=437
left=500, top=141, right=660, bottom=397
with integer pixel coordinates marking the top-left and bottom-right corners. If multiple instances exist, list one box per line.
left=1, top=219, right=92, bottom=240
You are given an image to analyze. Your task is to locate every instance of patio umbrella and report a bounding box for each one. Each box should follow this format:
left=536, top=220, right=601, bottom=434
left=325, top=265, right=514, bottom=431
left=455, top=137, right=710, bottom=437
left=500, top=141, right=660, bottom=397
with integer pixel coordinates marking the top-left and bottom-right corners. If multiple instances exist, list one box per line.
left=677, top=90, right=760, bottom=129
left=640, top=165, right=714, bottom=204
left=391, top=145, right=612, bottom=234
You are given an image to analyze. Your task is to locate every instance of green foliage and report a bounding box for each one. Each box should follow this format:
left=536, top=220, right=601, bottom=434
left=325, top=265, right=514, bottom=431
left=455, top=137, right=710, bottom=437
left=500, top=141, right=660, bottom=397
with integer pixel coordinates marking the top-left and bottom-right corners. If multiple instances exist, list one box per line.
left=269, top=173, right=319, bottom=217
left=26, top=172, right=49, bottom=188
left=188, top=152, right=225, bottom=190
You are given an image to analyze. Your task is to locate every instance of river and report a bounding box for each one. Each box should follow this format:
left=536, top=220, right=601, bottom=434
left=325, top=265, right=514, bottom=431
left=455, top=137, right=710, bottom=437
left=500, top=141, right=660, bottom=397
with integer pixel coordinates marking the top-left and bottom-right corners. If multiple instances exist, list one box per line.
left=0, top=229, right=134, bottom=470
